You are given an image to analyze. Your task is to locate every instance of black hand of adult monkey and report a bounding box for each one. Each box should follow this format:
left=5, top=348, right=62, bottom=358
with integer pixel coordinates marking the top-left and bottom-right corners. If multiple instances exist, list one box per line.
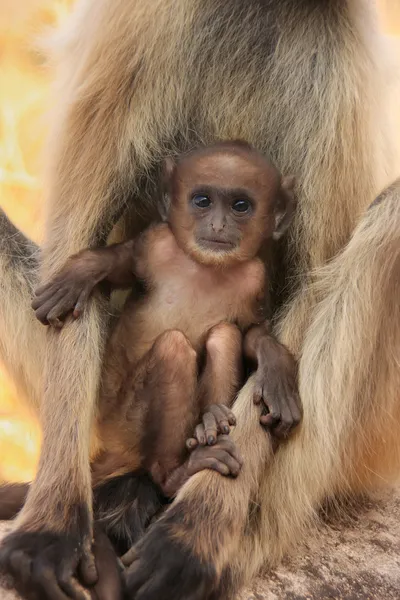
left=121, top=439, right=242, bottom=599
left=0, top=525, right=98, bottom=600
left=0, top=526, right=123, bottom=600
left=123, top=508, right=216, bottom=600
left=244, top=323, right=302, bottom=439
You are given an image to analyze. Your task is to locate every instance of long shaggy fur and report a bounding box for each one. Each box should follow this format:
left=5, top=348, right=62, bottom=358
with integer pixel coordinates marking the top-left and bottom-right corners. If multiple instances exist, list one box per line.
left=0, top=212, right=43, bottom=410
left=0, top=0, right=399, bottom=596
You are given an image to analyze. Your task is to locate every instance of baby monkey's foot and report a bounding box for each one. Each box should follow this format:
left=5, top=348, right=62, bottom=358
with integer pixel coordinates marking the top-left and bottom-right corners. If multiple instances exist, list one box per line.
left=187, top=403, right=236, bottom=448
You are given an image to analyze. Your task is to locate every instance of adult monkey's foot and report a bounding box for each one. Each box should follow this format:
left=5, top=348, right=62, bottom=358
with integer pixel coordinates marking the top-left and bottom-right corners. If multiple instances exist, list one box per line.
left=0, top=503, right=98, bottom=600
left=122, top=471, right=251, bottom=600
left=123, top=378, right=271, bottom=600
left=123, top=504, right=219, bottom=600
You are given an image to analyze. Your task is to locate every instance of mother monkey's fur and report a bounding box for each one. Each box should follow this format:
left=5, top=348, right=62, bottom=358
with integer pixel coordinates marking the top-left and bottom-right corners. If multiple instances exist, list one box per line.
left=1, top=1, right=400, bottom=599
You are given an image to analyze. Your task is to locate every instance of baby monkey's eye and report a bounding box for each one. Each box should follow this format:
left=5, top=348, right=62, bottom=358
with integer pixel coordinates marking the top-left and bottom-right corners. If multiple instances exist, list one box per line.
left=232, top=199, right=251, bottom=213
left=192, top=194, right=211, bottom=208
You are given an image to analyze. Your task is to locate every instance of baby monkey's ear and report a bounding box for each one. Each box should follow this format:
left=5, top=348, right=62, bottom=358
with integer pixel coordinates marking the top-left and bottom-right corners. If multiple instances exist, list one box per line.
left=272, top=175, right=297, bottom=241
left=158, top=157, right=176, bottom=222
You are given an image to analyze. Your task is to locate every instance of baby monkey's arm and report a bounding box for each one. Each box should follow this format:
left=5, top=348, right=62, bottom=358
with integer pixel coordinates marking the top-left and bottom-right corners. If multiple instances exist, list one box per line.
left=32, top=236, right=145, bottom=327
left=244, top=322, right=302, bottom=439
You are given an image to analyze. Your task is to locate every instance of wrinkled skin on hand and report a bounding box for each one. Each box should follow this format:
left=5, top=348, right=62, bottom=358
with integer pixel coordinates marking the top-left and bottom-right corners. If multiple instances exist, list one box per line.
left=122, top=509, right=219, bottom=600
left=244, top=324, right=302, bottom=439
left=186, top=404, right=237, bottom=448
left=253, top=337, right=302, bottom=439
left=0, top=505, right=123, bottom=600
left=153, top=434, right=243, bottom=500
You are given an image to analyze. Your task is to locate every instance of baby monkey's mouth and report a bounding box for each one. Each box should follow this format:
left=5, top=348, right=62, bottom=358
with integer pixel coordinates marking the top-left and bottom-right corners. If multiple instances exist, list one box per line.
left=198, top=238, right=236, bottom=251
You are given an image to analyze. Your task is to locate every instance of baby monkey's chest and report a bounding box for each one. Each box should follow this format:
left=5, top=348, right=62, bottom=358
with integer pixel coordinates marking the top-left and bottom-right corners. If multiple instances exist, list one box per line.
left=153, top=260, right=266, bottom=335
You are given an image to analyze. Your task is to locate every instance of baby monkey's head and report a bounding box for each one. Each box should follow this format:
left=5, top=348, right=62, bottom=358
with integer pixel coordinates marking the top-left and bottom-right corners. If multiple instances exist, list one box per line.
left=162, top=141, right=296, bottom=267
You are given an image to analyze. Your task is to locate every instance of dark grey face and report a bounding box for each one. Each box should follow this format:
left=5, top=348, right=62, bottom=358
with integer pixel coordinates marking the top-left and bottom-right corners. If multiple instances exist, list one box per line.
left=189, top=185, right=256, bottom=251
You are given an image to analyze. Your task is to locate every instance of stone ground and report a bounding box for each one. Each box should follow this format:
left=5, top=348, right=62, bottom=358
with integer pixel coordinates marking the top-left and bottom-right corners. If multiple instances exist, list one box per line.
left=1, top=488, right=400, bottom=599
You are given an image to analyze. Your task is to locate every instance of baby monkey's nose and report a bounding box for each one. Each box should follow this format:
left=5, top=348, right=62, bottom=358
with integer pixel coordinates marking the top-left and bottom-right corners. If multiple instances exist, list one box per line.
left=211, top=218, right=226, bottom=233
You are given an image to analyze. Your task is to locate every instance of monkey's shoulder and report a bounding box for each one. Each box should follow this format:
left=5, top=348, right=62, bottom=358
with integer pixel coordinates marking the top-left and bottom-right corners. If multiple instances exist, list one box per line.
left=141, top=223, right=180, bottom=268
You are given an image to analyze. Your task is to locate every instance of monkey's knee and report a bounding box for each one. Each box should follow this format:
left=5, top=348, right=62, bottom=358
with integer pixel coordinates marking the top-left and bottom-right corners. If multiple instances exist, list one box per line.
left=206, top=322, right=242, bottom=358
left=152, top=330, right=197, bottom=367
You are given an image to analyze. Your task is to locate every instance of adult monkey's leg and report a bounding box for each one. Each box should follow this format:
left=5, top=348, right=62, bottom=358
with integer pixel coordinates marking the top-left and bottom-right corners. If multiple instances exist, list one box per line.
left=0, top=210, right=43, bottom=409
left=0, top=206, right=125, bottom=599
left=0, top=2, right=176, bottom=597
left=1, top=1, right=398, bottom=600
left=125, top=182, right=400, bottom=600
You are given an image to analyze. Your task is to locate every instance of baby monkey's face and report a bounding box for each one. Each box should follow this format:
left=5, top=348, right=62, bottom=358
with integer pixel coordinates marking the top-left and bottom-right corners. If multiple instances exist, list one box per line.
left=186, top=184, right=260, bottom=260
left=167, top=144, right=294, bottom=267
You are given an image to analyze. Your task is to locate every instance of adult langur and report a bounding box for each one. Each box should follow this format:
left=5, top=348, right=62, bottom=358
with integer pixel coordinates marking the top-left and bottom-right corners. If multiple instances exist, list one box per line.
left=0, top=1, right=399, bottom=599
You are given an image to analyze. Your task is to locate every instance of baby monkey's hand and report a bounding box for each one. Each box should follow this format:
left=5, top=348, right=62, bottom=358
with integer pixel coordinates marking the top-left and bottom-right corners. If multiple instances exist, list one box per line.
left=32, top=250, right=109, bottom=328
left=244, top=323, right=302, bottom=440
left=186, top=435, right=242, bottom=479
left=186, top=403, right=236, bottom=449
left=155, top=435, right=244, bottom=499
left=253, top=346, right=302, bottom=440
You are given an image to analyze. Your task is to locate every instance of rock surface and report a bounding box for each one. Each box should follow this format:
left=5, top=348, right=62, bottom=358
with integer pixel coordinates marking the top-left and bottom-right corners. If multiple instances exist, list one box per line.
left=1, top=489, right=400, bottom=599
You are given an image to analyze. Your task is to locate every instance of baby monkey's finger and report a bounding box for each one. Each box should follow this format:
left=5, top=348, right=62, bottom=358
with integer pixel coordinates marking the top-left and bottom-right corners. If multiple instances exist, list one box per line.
left=46, top=294, right=79, bottom=328
left=202, top=412, right=218, bottom=445
left=186, top=437, right=199, bottom=451
left=33, top=279, right=61, bottom=298
left=206, top=404, right=230, bottom=435
left=46, top=300, right=70, bottom=321
left=48, top=316, right=64, bottom=329
left=215, top=451, right=242, bottom=477
left=73, top=287, right=92, bottom=319
left=194, top=448, right=242, bottom=477
left=225, top=411, right=236, bottom=426
left=190, top=456, right=230, bottom=477
left=31, top=284, right=64, bottom=311
left=217, top=405, right=236, bottom=431
left=33, top=288, right=69, bottom=325
left=215, top=435, right=244, bottom=466
left=253, top=385, right=263, bottom=406
left=194, top=424, right=206, bottom=446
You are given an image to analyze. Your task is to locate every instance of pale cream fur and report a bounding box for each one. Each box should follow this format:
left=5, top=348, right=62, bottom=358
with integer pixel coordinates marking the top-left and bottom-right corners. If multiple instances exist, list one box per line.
left=0, top=0, right=399, bottom=596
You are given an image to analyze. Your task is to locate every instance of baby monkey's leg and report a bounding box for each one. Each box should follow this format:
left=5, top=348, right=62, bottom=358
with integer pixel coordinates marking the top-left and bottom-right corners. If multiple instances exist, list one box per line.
left=193, top=323, right=242, bottom=446
left=140, top=329, right=199, bottom=483
left=133, top=330, right=242, bottom=498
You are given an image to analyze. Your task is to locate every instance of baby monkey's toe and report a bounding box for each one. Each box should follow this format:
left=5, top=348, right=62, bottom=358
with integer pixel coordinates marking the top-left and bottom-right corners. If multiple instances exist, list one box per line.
left=203, top=404, right=236, bottom=441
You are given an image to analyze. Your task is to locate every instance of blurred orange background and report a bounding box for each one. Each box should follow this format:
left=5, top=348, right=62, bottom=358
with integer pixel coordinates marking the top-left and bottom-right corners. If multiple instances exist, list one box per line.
left=0, top=0, right=399, bottom=483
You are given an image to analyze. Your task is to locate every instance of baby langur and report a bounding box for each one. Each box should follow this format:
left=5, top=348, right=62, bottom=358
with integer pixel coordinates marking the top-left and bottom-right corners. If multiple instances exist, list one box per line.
left=32, top=140, right=301, bottom=497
